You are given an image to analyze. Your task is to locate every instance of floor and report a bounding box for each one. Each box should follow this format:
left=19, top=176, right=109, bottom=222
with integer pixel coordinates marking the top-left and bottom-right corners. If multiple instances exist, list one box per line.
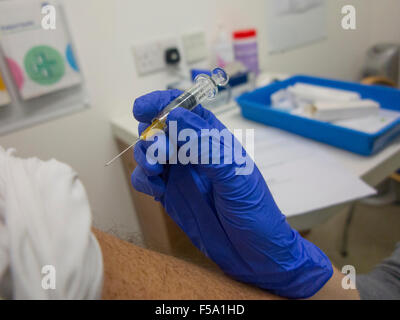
left=307, top=200, right=400, bottom=275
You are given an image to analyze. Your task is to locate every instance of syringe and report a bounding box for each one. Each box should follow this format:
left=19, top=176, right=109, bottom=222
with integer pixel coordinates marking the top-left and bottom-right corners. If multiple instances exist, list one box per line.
left=105, top=68, right=229, bottom=167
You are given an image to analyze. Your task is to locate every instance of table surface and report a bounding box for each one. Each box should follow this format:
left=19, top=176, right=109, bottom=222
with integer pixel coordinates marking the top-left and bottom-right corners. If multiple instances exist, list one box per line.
left=111, top=99, right=400, bottom=230
left=111, top=107, right=400, bottom=184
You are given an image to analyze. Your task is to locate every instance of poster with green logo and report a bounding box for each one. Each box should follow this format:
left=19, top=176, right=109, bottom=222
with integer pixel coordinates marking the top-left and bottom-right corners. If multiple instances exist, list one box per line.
left=0, top=0, right=81, bottom=100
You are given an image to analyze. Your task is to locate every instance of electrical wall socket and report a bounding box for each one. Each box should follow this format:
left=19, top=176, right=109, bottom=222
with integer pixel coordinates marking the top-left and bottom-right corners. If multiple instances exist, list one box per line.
left=182, top=31, right=208, bottom=64
left=133, top=38, right=179, bottom=76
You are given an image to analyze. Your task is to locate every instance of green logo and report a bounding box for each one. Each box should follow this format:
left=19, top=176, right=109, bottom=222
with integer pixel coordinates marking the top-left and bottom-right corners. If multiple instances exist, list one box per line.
left=24, top=46, right=65, bottom=85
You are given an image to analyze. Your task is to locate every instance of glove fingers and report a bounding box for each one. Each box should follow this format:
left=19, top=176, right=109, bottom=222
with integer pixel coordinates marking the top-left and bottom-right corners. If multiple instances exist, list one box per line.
left=138, top=122, right=177, bottom=160
left=133, top=141, right=165, bottom=177
left=133, top=89, right=182, bottom=123
left=131, top=166, right=166, bottom=199
left=138, top=122, right=150, bottom=136
left=166, top=107, right=236, bottom=168
left=166, top=107, right=212, bottom=147
left=191, top=104, right=218, bottom=123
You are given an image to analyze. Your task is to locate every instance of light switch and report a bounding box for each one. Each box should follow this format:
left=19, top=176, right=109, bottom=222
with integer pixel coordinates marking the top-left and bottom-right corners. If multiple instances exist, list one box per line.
left=133, top=38, right=180, bottom=76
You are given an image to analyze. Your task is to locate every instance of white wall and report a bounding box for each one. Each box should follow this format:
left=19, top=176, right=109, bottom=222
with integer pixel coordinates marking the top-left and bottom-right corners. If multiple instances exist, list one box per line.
left=369, top=0, right=400, bottom=44
left=0, top=0, right=399, bottom=241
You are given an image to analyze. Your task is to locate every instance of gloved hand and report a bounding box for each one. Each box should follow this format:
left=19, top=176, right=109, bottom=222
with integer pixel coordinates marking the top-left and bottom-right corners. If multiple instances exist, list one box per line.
left=131, top=90, right=333, bottom=299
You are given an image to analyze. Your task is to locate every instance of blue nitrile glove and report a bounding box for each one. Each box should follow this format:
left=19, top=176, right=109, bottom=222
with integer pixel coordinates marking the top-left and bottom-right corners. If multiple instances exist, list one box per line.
left=131, top=90, right=333, bottom=299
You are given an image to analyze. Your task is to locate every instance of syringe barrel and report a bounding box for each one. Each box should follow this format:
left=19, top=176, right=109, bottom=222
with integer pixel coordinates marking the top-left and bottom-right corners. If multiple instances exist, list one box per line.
left=156, top=75, right=218, bottom=122
left=156, top=91, right=197, bottom=122
left=155, top=68, right=228, bottom=124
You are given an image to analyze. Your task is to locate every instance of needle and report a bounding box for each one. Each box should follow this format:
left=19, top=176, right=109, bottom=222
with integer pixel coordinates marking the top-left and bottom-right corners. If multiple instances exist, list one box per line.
left=105, top=68, right=229, bottom=167
left=105, top=139, right=140, bottom=167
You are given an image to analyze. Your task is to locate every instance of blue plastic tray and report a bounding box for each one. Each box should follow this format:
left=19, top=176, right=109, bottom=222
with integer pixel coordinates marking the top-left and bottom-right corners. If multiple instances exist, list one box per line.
left=236, top=75, right=400, bottom=156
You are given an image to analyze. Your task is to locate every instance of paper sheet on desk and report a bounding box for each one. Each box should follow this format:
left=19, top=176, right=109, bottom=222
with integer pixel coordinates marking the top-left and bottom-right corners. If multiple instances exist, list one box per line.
left=220, top=109, right=376, bottom=217
left=334, top=109, right=400, bottom=134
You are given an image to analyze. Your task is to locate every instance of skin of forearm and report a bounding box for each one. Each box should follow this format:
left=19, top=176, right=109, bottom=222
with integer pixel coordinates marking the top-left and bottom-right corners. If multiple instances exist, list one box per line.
left=93, top=229, right=281, bottom=300
left=308, top=266, right=360, bottom=300
left=93, top=229, right=359, bottom=300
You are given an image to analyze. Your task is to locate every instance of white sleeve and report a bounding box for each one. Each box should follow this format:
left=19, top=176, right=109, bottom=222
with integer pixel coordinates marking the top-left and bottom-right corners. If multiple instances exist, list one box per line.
left=0, top=147, right=103, bottom=299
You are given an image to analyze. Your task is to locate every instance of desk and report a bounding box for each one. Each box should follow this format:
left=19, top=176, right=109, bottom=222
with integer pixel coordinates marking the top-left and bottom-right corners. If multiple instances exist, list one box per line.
left=111, top=105, right=400, bottom=254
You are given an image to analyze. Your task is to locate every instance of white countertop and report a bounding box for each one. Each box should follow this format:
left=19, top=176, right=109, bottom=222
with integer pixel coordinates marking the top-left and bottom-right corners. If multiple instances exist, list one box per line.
left=111, top=73, right=400, bottom=229
left=111, top=103, right=400, bottom=187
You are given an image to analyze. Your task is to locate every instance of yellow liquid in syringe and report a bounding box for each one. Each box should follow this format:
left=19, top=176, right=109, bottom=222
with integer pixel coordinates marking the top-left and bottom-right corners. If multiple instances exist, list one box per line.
left=139, top=119, right=166, bottom=141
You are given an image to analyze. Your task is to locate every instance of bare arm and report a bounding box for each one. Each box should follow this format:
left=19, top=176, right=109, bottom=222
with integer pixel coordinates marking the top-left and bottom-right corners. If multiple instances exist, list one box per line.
left=309, top=266, right=360, bottom=300
left=93, top=229, right=281, bottom=300
left=93, top=229, right=359, bottom=300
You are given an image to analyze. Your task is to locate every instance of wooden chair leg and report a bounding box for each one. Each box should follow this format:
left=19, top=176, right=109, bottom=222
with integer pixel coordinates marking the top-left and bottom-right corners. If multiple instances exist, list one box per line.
left=340, top=203, right=357, bottom=257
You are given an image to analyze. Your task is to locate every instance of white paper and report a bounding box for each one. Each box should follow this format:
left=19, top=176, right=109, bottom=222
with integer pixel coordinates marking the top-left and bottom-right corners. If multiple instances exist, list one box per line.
left=219, top=108, right=376, bottom=217
left=268, top=0, right=327, bottom=53
left=334, top=109, right=400, bottom=134
left=0, top=91, right=10, bottom=107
